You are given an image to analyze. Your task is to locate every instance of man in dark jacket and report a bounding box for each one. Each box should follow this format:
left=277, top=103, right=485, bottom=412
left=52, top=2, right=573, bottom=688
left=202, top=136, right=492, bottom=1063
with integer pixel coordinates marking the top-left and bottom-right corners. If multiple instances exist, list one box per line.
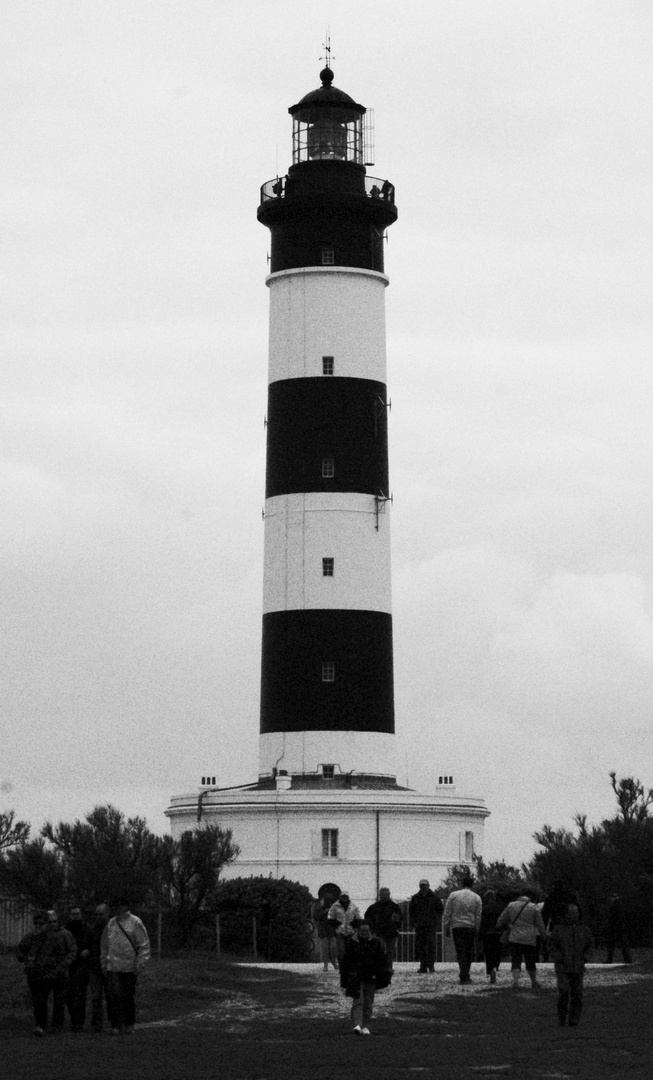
left=65, top=904, right=91, bottom=1031
left=409, top=879, right=443, bottom=973
left=87, top=903, right=112, bottom=1031
left=365, top=888, right=402, bottom=969
left=17, top=909, right=77, bottom=1035
left=548, top=903, right=594, bottom=1027
left=606, top=893, right=632, bottom=964
left=340, top=922, right=391, bottom=1035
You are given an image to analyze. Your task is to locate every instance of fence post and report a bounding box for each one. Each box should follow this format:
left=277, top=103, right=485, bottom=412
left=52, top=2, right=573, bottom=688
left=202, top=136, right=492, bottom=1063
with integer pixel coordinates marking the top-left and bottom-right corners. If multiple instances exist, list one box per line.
left=252, top=915, right=257, bottom=960
left=216, top=914, right=221, bottom=958
left=157, top=909, right=162, bottom=960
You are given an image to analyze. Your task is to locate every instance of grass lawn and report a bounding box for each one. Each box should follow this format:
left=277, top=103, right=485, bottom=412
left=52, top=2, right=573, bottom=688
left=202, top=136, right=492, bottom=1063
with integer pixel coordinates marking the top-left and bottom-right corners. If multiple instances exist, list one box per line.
left=2, top=950, right=652, bottom=1079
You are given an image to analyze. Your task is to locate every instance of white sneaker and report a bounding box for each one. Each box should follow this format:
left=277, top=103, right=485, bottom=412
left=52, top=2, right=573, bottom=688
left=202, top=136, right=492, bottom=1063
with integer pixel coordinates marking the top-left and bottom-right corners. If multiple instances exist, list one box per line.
left=360, top=1027, right=371, bottom=1035
left=352, top=1025, right=362, bottom=1035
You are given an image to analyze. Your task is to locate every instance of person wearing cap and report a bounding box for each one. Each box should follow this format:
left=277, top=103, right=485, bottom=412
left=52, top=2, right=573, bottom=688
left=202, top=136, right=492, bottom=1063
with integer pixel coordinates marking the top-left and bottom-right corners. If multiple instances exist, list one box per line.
left=327, top=893, right=363, bottom=965
left=409, top=879, right=443, bottom=973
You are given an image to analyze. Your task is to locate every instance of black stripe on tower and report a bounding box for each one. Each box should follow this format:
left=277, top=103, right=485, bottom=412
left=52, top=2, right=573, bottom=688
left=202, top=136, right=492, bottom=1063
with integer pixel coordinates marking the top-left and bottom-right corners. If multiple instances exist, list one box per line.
left=260, top=609, right=394, bottom=734
left=258, top=161, right=397, bottom=273
left=266, top=377, right=389, bottom=498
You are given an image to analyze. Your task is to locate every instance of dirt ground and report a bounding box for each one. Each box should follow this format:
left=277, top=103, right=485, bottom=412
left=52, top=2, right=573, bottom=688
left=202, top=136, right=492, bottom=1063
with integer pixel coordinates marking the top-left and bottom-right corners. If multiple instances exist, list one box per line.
left=3, top=953, right=653, bottom=1080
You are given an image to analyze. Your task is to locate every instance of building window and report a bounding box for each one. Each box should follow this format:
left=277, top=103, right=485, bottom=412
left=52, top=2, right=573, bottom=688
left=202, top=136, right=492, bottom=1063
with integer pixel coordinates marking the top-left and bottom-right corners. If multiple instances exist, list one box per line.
left=438, top=775, right=454, bottom=786
left=322, top=355, right=334, bottom=375
left=322, top=662, right=335, bottom=682
left=322, top=828, right=338, bottom=857
left=322, top=456, right=335, bottom=478
left=321, top=246, right=334, bottom=265
left=322, top=764, right=335, bottom=779
left=322, top=557, right=334, bottom=577
left=465, top=831, right=474, bottom=861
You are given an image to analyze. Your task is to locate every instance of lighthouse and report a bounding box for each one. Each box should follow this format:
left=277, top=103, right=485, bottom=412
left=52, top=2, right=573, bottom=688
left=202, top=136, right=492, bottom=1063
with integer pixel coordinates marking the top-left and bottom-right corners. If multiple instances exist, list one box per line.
left=257, top=65, right=397, bottom=784
left=167, top=64, right=488, bottom=907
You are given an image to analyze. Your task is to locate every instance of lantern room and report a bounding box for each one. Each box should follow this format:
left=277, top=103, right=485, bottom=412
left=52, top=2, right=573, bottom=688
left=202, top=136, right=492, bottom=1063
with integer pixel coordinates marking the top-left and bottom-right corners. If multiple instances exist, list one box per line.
left=289, top=67, right=365, bottom=165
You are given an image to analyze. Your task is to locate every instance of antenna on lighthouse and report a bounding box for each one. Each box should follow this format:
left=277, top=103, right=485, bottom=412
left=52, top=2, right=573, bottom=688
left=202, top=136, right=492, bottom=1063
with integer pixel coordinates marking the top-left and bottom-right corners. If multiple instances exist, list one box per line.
left=320, top=28, right=335, bottom=71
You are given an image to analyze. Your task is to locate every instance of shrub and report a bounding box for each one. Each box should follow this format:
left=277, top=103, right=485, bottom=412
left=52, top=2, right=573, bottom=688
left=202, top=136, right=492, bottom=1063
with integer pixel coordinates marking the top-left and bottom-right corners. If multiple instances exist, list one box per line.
left=214, top=876, right=313, bottom=962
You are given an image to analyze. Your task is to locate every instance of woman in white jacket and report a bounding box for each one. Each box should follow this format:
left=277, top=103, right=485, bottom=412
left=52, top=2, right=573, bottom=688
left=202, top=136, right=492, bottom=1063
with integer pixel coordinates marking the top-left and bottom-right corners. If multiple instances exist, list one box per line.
left=100, top=898, right=150, bottom=1033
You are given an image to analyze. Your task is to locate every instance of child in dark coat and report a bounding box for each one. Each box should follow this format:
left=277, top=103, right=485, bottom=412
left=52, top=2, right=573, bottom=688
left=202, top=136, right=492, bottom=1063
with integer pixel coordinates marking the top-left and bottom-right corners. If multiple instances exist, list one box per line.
left=339, top=921, right=391, bottom=1035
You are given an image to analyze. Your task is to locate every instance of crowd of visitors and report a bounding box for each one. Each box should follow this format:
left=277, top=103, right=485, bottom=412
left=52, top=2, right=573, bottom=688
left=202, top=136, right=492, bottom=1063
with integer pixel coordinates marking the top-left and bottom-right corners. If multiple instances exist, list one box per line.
left=13, top=878, right=627, bottom=1038
left=311, top=877, right=629, bottom=1035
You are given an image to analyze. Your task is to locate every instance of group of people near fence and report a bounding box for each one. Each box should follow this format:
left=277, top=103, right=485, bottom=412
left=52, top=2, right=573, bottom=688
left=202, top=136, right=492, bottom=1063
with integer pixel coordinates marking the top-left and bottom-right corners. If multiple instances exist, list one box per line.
left=312, top=875, right=610, bottom=1034
left=15, top=897, right=150, bottom=1037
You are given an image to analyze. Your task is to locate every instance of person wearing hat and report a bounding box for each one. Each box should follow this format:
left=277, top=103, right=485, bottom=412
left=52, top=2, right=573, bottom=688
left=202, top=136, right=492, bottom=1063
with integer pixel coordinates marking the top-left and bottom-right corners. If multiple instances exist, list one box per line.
left=409, top=879, right=443, bottom=973
left=327, top=893, right=363, bottom=965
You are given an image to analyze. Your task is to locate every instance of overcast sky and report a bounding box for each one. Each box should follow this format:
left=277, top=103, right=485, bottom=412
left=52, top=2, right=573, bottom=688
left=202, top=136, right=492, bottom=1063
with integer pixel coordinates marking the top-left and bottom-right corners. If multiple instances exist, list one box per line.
left=3, top=1, right=653, bottom=871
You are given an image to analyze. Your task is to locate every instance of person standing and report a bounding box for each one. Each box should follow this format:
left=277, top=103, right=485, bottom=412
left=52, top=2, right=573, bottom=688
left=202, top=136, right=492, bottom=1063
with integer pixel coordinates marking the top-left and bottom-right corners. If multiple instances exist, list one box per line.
left=442, top=875, right=482, bottom=984
left=497, top=890, right=546, bottom=989
left=605, top=893, right=632, bottom=964
left=65, top=904, right=91, bottom=1031
left=88, top=903, right=112, bottom=1032
left=327, top=893, right=363, bottom=965
left=409, top=879, right=443, bottom=973
left=365, top=887, right=403, bottom=969
left=101, top=897, right=151, bottom=1034
left=479, top=889, right=505, bottom=984
left=548, top=903, right=594, bottom=1027
left=340, top=921, right=391, bottom=1035
left=312, top=894, right=339, bottom=971
left=16, top=909, right=77, bottom=1036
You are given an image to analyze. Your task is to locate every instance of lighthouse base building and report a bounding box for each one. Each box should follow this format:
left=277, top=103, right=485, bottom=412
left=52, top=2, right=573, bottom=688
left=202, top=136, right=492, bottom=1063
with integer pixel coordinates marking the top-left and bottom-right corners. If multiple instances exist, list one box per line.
left=166, top=64, right=488, bottom=910
left=167, top=779, right=488, bottom=912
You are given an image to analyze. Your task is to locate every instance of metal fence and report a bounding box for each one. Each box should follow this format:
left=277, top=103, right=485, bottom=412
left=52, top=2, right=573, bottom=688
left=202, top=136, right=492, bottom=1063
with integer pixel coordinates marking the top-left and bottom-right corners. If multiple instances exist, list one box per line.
left=0, top=898, right=32, bottom=948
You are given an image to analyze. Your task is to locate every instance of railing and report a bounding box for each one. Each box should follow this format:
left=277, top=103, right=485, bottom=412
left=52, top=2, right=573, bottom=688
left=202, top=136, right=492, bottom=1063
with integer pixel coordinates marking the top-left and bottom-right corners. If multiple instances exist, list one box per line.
left=260, top=174, right=395, bottom=205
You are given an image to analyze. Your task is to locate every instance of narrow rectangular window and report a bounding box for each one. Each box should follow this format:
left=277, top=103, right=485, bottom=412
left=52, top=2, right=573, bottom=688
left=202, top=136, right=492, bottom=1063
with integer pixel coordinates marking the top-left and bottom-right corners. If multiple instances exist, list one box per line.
left=322, top=355, right=334, bottom=375
left=322, top=764, right=335, bottom=779
left=321, top=246, right=334, bottom=265
left=322, top=662, right=335, bottom=682
left=322, top=828, right=338, bottom=857
left=322, top=456, right=335, bottom=478
left=322, top=557, right=334, bottom=577
left=465, top=831, right=474, bottom=861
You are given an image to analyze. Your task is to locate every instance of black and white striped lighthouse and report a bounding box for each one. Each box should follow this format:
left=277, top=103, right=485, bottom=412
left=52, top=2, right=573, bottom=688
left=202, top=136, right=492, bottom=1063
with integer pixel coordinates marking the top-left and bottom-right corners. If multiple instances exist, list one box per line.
left=167, top=62, right=489, bottom=894
left=257, top=65, right=399, bottom=784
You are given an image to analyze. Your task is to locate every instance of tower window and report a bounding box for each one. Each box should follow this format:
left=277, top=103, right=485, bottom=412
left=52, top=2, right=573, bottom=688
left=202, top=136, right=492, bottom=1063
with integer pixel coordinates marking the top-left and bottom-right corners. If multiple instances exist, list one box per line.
left=322, top=557, right=334, bottom=577
left=322, top=828, right=338, bottom=857
left=322, top=355, right=334, bottom=375
left=321, top=246, right=334, bottom=265
left=322, top=662, right=335, bottom=682
left=322, top=764, right=335, bottom=779
left=322, top=456, right=335, bottom=478
left=465, top=831, right=474, bottom=861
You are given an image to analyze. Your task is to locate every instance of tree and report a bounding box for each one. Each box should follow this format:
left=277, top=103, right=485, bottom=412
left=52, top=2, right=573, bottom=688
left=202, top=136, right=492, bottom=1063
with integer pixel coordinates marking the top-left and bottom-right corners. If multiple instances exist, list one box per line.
left=42, top=804, right=161, bottom=907
left=215, top=876, right=314, bottom=961
left=157, top=826, right=240, bottom=945
left=0, top=837, right=65, bottom=908
left=0, top=810, right=30, bottom=851
left=441, top=859, right=532, bottom=898
left=609, top=772, right=653, bottom=825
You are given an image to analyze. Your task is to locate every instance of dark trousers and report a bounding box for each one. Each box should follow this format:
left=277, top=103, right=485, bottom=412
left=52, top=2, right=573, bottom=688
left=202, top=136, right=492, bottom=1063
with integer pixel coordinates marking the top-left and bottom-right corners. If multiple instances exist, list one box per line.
left=379, top=935, right=397, bottom=969
left=482, top=932, right=502, bottom=974
left=89, top=967, right=111, bottom=1030
left=106, top=971, right=137, bottom=1029
left=66, top=965, right=89, bottom=1029
left=556, top=970, right=584, bottom=1025
left=510, top=942, right=537, bottom=971
left=606, top=930, right=632, bottom=963
left=27, top=975, right=66, bottom=1030
left=414, top=926, right=436, bottom=970
left=451, top=927, right=476, bottom=981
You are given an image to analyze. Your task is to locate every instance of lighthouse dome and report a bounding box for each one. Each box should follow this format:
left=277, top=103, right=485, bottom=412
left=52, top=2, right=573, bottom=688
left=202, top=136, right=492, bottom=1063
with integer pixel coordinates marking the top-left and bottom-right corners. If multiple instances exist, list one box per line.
left=289, top=67, right=365, bottom=124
